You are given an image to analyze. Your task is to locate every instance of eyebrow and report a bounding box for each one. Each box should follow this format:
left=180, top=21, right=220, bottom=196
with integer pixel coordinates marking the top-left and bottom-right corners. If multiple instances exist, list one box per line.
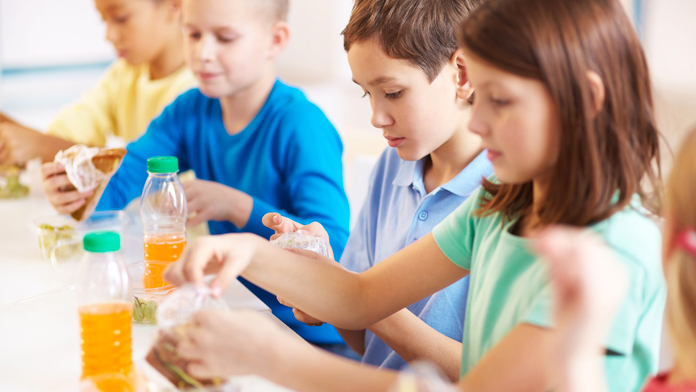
left=352, top=76, right=397, bottom=87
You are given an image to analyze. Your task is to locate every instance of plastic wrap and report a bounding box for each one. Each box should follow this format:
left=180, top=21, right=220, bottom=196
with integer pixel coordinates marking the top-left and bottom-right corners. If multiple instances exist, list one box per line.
left=54, top=145, right=104, bottom=193
left=270, top=230, right=329, bottom=258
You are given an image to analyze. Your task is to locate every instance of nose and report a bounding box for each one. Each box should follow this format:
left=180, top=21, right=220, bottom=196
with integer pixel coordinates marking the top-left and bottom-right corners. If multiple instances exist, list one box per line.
left=370, top=100, right=394, bottom=129
left=105, top=22, right=119, bottom=46
left=467, top=103, right=489, bottom=137
left=194, top=35, right=215, bottom=63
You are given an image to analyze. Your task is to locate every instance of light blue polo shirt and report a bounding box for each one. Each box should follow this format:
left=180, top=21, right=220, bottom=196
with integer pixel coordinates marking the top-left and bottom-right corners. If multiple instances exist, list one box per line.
left=340, top=147, right=493, bottom=370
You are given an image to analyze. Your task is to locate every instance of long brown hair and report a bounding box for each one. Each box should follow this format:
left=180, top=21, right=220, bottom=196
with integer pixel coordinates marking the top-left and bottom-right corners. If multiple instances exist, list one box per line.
left=342, top=0, right=486, bottom=82
left=460, top=0, right=662, bottom=226
left=665, top=127, right=696, bottom=376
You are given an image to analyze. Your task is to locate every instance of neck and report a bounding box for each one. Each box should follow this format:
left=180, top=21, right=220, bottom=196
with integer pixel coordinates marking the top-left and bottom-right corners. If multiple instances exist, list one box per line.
left=423, top=117, right=483, bottom=194
left=219, top=68, right=277, bottom=135
left=669, top=359, right=696, bottom=385
left=148, top=30, right=186, bottom=80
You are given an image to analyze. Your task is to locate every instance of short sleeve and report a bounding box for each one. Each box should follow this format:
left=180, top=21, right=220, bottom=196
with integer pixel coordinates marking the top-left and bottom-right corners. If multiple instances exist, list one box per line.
left=431, top=186, right=483, bottom=271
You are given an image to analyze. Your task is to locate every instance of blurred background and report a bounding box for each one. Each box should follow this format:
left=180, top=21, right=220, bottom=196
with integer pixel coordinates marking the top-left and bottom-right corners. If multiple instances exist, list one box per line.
left=1, top=0, right=695, bottom=217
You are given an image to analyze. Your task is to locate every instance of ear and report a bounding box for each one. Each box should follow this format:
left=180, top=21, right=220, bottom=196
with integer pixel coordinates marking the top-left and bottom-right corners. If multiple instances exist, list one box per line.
left=267, top=21, right=290, bottom=59
left=452, top=49, right=474, bottom=101
left=586, top=71, right=605, bottom=115
left=163, top=0, right=182, bottom=22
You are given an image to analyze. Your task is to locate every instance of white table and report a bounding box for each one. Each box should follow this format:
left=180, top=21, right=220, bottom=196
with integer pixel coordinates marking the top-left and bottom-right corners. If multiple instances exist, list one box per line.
left=0, top=190, right=296, bottom=392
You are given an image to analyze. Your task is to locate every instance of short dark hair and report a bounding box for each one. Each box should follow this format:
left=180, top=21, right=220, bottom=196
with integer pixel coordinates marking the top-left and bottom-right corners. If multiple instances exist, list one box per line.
left=342, top=0, right=486, bottom=82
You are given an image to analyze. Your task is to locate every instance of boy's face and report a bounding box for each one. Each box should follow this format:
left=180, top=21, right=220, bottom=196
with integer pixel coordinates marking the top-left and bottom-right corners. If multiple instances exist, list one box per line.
left=465, top=53, right=560, bottom=185
left=347, top=40, right=466, bottom=162
left=95, top=0, right=177, bottom=66
left=182, top=0, right=279, bottom=98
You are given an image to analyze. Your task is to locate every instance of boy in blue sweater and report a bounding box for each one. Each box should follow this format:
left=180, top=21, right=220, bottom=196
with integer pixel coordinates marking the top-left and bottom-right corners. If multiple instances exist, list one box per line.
left=41, top=0, right=351, bottom=348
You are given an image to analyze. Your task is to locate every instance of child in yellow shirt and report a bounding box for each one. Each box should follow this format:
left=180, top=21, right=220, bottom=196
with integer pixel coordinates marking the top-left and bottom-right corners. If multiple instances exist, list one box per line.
left=0, top=0, right=196, bottom=165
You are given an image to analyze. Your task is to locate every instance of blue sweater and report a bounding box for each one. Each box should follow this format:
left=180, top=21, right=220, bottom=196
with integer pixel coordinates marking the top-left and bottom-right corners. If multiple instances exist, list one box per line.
left=97, top=80, right=351, bottom=344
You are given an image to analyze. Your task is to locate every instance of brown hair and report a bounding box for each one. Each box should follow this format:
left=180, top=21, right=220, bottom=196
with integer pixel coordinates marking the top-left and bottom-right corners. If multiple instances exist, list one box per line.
left=342, top=0, right=486, bottom=82
left=665, top=127, right=696, bottom=376
left=460, top=0, right=662, bottom=226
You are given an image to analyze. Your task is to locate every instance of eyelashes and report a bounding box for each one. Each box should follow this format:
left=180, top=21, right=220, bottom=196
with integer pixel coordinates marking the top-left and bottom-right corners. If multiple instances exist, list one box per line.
left=361, top=91, right=403, bottom=100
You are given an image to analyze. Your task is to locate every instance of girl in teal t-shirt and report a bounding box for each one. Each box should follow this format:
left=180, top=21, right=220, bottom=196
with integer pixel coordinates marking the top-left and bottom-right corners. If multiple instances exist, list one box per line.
left=163, top=0, right=665, bottom=391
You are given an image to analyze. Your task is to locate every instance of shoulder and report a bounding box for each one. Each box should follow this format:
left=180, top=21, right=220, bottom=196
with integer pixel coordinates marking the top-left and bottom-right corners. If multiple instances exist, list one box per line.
left=593, top=197, right=663, bottom=288
left=266, top=81, right=333, bottom=127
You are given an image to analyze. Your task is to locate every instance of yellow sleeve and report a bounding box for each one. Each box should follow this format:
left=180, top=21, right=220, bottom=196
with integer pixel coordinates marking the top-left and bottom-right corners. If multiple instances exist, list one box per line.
left=46, top=60, right=126, bottom=147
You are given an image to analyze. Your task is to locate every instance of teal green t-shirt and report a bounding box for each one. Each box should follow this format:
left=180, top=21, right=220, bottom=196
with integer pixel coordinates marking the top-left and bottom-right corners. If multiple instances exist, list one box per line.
left=432, top=185, right=666, bottom=392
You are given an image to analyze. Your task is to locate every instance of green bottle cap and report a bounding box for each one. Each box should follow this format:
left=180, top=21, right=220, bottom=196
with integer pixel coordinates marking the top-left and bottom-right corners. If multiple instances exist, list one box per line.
left=83, top=231, right=121, bottom=253
left=147, top=156, right=179, bottom=173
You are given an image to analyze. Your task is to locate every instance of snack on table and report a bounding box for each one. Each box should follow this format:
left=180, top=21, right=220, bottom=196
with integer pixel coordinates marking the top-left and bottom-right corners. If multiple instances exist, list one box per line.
left=146, top=285, right=228, bottom=389
left=270, top=230, right=329, bottom=258
left=37, top=223, right=80, bottom=260
left=146, top=323, right=224, bottom=390
left=0, top=165, right=29, bottom=199
left=54, top=145, right=127, bottom=221
left=133, top=296, right=158, bottom=325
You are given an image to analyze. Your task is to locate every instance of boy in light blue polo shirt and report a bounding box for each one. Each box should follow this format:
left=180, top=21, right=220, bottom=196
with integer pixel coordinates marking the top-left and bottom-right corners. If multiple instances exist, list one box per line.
left=264, top=0, right=491, bottom=374
left=342, top=148, right=491, bottom=370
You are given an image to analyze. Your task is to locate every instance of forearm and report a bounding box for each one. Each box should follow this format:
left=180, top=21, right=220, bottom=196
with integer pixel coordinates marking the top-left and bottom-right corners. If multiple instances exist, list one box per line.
left=271, top=335, right=398, bottom=392
left=36, top=134, right=75, bottom=162
left=369, top=309, right=462, bottom=381
left=243, top=239, right=375, bottom=329
left=335, top=328, right=366, bottom=355
left=558, top=351, right=608, bottom=392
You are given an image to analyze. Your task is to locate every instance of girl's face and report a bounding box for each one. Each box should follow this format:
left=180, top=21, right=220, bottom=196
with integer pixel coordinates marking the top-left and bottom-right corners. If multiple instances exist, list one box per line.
left=347, top=39, right=469, bottom=161
left=465, top=53, right=561, bottom=185
left=95, top=0, right=179, bottom=66
left=182, top=0, right=281, bottom=98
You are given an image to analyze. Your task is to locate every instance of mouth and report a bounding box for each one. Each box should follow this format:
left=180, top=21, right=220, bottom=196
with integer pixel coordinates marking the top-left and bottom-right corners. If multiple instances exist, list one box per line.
left=196, top=72, right=221, bottom=81
left=486, top=149, right=502, bottom=162
left=116, top=50, right=128, bottom=58
left=384, top=135, right=405, bottom=148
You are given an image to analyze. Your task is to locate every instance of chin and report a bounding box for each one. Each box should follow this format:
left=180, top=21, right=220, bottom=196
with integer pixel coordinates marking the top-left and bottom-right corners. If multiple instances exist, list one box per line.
left=197, top=84, right=225, bottom=99
left=394, top=146, right=427, bottom=162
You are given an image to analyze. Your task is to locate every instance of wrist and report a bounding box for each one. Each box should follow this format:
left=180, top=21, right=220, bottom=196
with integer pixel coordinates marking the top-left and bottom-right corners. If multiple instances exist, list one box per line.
left=225, top=187, right=253, bottom=227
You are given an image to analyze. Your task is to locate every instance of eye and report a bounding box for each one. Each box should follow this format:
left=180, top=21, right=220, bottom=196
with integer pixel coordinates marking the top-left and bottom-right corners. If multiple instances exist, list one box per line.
left=188, top=32, right=202, bottom=40
left=490, top=97, right=510, bottom=107
left=217, top=35, right=238, bottom=43
left=114, top=14, right=130, bottom=24
left=385, top=91, right=402, bottom=100
left=361, top=91, right=371, bottom=98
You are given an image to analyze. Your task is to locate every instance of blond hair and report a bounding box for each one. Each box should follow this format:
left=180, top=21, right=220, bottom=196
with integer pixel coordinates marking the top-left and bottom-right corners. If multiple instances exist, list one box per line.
left=665, top=126, right=696, bottom=375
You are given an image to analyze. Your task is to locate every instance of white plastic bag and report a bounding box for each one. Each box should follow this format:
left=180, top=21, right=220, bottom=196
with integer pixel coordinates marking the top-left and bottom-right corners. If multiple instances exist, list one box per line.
left=270, top=230, right=329, bottom=258
left=55, top=145, right=104, bottom=193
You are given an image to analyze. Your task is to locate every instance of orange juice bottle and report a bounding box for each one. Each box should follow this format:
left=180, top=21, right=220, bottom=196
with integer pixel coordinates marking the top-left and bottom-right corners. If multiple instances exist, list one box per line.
left=143, top=234, right=186, bottom=288
left=140, top=157, right=188, bottom=290
left=76, top=232, right=135, bottom=392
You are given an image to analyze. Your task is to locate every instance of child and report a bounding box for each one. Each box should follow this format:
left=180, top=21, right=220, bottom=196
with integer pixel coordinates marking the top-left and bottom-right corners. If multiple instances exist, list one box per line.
left=0, top=0, right=196, bottom=165
left=539, top=127, right=696, bottom=392
left=41, top=0, right=351, bottom=349
left=165, top=0, right=665, bottom=391
left=263, top=0, right=491, bottom=378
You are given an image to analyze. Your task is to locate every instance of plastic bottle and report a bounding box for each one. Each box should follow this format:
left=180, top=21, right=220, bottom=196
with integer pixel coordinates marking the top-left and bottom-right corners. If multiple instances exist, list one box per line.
left=76, top=231, right=134, bottom=391
left=140, top=156, right=187, bottom=289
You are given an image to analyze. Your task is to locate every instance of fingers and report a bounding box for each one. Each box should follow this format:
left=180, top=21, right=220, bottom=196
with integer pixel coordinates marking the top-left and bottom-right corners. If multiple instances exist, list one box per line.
left=165, top=238, right=214, bottom=287
left=262, top=212, right=302, bottom=234
left=55, top=197, right=88, bottom=215
left=293, top=308, right=323, bottom=326
left=187, top=211, right=209, bottom=228
left=41, top=162, right=66, bottom=180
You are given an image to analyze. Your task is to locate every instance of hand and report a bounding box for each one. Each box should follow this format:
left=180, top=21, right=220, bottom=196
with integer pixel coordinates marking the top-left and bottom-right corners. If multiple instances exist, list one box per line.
left=0, top=122, right=50, bottom=165
left=533, top=227, right=628, bottom=358
left=183, top=179, right=253, bottom=228
left=262, top=213, right=335, bottom=259
left=41, top=162, right=94, bottom=214
left=275, top=248, right=346, bottom=327
left=178, top=309, right=297, bottom=379
left=164, top=233, right=264, bottom=296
